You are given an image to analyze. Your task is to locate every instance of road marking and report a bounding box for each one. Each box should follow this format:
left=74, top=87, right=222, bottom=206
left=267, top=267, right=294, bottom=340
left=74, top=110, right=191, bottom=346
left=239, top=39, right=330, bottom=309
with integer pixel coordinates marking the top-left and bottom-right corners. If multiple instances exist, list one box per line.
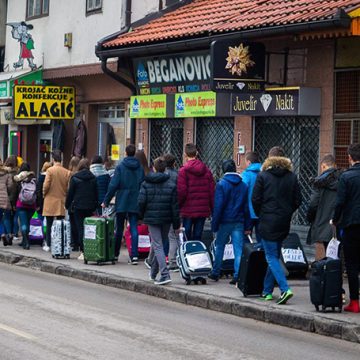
left=0, top=323, right=37, bottom=340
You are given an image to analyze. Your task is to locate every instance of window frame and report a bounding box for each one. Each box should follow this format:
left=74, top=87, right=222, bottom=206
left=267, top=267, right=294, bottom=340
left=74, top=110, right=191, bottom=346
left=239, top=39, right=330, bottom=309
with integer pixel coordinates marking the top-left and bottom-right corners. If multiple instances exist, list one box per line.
left=86, top=0, right=103, bottom=15
left=26, top=0, right=49, bottom=20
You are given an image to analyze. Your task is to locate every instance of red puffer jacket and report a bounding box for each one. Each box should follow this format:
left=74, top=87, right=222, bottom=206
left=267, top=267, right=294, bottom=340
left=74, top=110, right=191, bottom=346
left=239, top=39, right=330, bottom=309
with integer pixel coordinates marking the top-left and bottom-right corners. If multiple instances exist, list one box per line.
left=177, top=159, right=215, bottom=218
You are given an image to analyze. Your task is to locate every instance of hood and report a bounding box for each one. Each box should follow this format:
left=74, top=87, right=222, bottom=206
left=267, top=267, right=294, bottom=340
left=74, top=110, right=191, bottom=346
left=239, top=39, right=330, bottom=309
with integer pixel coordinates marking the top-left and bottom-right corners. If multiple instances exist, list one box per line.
left=90, top=163, right=108, bottom=177
left=312, top=168, right=342, bottom=190
left=0, top=165, right=10, bottom=176
left=245, top=162, right=261, bottom=173
left=223, top=173, right=242, bottom=185
left=262, top=156, right=292, bottom=177
left=145, top=172, right=170, bottom=184
left=74, top=169, right=96, bottom=181
left=14, top=171, right=35, bottom=182
left=184, top=159, right=207, bottom=177
left=123, top=157, right=140, bottom=170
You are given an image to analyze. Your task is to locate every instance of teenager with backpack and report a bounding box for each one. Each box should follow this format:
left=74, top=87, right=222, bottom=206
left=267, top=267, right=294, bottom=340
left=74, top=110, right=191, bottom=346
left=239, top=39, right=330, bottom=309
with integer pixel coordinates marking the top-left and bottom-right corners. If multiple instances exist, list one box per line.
left=13, top=162, right=37, bottom=250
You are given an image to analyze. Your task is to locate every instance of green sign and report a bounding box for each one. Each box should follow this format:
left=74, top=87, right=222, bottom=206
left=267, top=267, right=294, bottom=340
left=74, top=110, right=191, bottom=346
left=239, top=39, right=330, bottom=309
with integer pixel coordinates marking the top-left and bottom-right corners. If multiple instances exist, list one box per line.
left=175, top=91, right=216, bottom=118
left=9, top=69, right=43, bottom=97
left=0, top=81, right=8, bottom=98
left=130, top=95, right=166, bottom=118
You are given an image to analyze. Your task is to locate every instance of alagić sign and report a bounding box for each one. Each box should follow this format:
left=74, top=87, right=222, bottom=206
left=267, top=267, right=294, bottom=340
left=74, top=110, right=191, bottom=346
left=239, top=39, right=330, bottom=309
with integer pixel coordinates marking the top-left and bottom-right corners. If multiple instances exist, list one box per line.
left=13, top=85, right=75, bottom=120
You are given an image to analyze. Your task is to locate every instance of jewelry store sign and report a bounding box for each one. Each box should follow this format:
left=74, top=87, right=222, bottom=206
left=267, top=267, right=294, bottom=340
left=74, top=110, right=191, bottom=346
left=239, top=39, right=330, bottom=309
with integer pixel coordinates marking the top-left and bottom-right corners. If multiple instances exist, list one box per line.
left=231, top=88, right=321, bottom=116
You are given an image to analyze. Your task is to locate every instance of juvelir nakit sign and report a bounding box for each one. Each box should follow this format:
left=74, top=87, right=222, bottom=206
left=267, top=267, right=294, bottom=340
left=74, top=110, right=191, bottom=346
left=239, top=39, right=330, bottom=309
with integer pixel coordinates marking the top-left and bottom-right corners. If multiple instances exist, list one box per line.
left=175, top=92, right=216, bottom=118
left=211, top=40, right=266, bottom=93
left=130, top=95, right=167, bottom=118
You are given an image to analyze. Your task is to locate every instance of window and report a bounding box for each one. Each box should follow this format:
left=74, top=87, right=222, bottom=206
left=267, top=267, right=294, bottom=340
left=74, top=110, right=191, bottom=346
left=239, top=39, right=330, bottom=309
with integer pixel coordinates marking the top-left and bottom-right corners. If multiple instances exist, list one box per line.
left=27, top=0, right=49, bottom=19
left=86, top=0, right=102, bottom=13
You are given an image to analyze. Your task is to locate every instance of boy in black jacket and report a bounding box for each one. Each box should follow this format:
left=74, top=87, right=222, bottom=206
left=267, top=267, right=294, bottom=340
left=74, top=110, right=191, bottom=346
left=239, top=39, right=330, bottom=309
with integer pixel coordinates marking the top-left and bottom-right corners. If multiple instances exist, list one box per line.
left=138, top=157, right=180, bottom=285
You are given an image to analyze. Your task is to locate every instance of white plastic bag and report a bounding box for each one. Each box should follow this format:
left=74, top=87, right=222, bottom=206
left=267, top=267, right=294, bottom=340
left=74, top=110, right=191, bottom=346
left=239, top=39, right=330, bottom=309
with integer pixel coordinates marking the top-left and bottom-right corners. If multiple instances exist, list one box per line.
left=326, top=237, right=340, bottom=259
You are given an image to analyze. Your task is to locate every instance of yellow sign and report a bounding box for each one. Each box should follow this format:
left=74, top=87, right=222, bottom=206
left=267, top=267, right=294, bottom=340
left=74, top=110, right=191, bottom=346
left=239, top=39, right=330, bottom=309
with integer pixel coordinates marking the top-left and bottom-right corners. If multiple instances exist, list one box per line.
left=111, top=145, right=120, bottom=161
left=13, top=85, right=75, bottom=120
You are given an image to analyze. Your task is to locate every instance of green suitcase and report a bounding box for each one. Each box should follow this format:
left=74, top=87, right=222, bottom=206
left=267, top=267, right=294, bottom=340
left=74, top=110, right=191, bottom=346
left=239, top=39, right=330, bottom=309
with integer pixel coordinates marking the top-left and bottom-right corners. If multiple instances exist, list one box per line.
left=83, top=217, right=116, bottom=265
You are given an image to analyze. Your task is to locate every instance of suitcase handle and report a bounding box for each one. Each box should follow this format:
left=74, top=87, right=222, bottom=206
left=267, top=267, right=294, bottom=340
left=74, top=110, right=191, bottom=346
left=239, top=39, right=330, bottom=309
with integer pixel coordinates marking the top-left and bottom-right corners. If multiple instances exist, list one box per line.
left=179, top=227, right=187, bottom=245
left=247, top=234, right=254, bottom=244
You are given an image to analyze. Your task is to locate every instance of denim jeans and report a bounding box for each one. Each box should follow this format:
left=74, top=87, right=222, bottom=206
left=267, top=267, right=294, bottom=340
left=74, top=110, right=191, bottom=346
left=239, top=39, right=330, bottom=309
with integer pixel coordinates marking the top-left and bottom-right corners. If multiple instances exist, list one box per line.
left=0, top=209, right=12, bottom=235
left=212, top=222, right=244, bottom=279
left=262, top=239, right=289, bottom=294
left=182, top=217, right=206, bottom=240
left=116, top=212, right=138, bottom=258
left=17, top=208, right=35, bottom=235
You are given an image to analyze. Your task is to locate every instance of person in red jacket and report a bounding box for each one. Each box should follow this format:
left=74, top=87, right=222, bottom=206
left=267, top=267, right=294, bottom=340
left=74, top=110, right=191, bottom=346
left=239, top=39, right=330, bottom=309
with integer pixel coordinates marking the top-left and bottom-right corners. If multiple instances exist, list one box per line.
left=177, top=143, right=215, bottom=240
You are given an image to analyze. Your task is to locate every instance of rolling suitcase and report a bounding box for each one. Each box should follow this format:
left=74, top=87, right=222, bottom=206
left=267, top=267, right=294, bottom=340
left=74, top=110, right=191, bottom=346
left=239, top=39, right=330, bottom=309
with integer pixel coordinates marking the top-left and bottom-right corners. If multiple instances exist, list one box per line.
left=281, top=233, right=309, bottom=278
left=125, top=224, right=151, bottom=259
left=309, top=257, right=343, bottom=312
left=51, top=219, right=71, bottom=259
left=83, top=216, right=116, bottom=265
left=176, top=230, right=212, bottom=285
left=29, top=217, right=44, bottom=244
left=210, top=239, right=234, bottom=276
left=237, top=235, right=268, bottom=297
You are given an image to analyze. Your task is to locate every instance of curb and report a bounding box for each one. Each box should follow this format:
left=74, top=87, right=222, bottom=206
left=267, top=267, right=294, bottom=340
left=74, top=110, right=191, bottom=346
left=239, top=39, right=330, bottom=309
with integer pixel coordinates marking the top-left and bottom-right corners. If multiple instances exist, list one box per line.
left=1, top=250, right=359, bottom=343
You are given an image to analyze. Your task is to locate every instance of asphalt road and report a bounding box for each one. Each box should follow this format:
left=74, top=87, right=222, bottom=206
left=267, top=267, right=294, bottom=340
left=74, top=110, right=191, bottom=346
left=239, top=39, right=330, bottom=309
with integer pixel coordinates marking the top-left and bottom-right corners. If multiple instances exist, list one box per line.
left=0, top=263, right=359, bottom=360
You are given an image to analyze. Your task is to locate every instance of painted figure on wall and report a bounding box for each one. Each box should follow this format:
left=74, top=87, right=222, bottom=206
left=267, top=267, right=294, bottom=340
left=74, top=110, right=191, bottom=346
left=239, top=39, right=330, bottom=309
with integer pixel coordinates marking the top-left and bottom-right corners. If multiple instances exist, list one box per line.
left=7, top=21, right=37, bottom=70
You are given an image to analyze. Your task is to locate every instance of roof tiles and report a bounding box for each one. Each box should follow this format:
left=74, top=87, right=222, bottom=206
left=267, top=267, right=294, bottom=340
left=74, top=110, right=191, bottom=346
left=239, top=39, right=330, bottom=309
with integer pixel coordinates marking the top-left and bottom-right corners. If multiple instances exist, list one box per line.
left=103, top=0, right=360, bottom=48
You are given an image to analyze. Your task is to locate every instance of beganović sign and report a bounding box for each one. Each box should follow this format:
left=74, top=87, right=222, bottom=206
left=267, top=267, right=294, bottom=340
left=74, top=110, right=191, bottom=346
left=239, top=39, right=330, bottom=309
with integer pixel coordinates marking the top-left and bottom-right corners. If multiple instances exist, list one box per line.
left=13, top=85, right=75, bottom=120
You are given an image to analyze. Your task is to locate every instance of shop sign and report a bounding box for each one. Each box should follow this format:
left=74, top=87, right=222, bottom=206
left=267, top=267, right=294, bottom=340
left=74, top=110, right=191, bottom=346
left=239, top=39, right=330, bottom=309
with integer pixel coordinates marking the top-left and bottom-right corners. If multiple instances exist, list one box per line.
left=231, top=88, right=321, bottom=116
left=9, top=69, right=43, bottom=97
left=0, top=81, right=8, bottom=98
left=130, top=94, right=167, bottom=118
left=133, top=51, right=211, bottom=95
left=175, top=91, right=216, bottom=118
left=111, top=145, right=120, bottom=161
left=211, top=40, right=266, bottom=93
left=13, top=85, right=75, bottom=120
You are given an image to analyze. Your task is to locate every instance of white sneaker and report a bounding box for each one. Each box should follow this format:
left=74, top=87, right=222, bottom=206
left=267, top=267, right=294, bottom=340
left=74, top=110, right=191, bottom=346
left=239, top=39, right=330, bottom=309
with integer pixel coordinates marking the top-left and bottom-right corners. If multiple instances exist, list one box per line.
left=78, top=253, right=84, bottom=261
left=42, top=245, right=50, bottom=252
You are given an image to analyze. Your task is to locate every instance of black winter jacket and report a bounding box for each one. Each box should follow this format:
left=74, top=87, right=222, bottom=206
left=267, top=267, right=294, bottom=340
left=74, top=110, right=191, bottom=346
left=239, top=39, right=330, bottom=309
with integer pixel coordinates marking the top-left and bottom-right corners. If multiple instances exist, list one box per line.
left=306, top=168, right=342, bottom=244
left=138, top=172, right=180, bottom=229
left=252, top=157, right=301, bottom=241
left=333, top=163, right=360, bottom=228
left=65, top=169, right=98, bottom=211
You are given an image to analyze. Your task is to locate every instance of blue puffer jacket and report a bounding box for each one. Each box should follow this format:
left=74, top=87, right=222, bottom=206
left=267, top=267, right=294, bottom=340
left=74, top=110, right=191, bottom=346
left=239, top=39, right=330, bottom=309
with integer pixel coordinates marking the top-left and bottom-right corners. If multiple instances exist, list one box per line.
left=241, top=163, right=261, bottom=219
left=211, top=173, right=251, bottom=233
left=103, top=157, right=144, bottom=213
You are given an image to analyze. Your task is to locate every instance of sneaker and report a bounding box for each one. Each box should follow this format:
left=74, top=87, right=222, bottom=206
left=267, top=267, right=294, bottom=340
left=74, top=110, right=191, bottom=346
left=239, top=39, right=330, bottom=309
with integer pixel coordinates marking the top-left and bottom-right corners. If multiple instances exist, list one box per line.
left=78, top=253, right=84, bottom=261
left=149, top=271, right=157, bottom=281
left=168, top=265, right=180, bottom=272
left=208, top=273, right=219, bottom=282
left=229, top=278, right=237, bottom=285
left=276, top=289, right=293, bottom=305
left=42, top=245, right=50, bottom=252
left=128, top=257, right=138, bottom=265
left=259, top=294, right=274, bottom=301
left=144, top=258, right=151, bottom=269
left=154, top=276, right=172, bottom=285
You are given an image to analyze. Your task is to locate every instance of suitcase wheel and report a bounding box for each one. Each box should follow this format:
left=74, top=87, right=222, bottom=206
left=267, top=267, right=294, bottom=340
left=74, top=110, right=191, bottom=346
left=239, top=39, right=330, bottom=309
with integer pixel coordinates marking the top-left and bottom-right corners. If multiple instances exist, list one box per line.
left=84, top=259, right=88, bottom=264
left=185, top=279, right=191, bottom=285
left=65, top=255, right=70, bottom=259
left=315, top=305, right=319, bottom=312
left=338, top=307, right=342, bottom=313
left=112, top=261, right=115, bottom=265
left=52, top=255, right=55, bottom=259
left=194, top=280, right=198, bottom=285
left=322, top=306, right=326, bottom=313
left=201, top=279, right=207, bottom=285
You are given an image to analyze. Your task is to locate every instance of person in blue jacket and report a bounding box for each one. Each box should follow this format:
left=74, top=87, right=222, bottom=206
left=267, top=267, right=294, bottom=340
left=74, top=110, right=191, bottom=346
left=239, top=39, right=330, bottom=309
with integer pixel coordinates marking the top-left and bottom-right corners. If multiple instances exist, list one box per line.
left=241, top=151, right=262, bottom=245
left=102, top=144, right=144, bottom=264
left=208, top=159, right=251, bottom=285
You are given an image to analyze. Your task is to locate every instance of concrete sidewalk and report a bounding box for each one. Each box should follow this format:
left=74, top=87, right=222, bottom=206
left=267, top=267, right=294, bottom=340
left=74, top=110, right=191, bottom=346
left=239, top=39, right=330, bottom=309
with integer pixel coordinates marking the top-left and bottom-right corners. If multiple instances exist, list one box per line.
left=0, top=242, right=359, bottom=344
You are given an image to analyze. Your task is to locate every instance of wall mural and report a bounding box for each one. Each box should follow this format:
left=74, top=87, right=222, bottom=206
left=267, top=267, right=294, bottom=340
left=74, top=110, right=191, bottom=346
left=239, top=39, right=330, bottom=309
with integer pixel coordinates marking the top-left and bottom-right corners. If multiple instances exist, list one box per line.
left=7, top=21, right=37, bottom=70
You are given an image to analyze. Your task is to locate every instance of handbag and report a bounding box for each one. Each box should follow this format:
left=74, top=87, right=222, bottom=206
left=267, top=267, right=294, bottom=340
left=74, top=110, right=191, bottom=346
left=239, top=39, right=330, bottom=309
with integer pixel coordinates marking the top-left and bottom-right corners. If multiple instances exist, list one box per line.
left=325, top=228, right=340, bottom=260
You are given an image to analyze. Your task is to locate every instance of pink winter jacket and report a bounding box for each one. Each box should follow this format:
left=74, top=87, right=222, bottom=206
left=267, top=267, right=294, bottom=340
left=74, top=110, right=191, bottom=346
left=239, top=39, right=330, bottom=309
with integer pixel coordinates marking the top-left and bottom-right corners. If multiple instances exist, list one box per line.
left=177, top=159, right=215, bottom=218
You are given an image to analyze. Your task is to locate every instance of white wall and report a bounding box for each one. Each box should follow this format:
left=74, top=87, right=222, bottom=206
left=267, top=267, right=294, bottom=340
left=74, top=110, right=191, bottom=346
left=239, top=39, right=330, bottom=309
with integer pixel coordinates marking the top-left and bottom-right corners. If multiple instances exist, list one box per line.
left=131, top=0, right=159, bottom=23
left=0, top=0, right=7, bottom=46
left=4, top=0, right=125, bottom=70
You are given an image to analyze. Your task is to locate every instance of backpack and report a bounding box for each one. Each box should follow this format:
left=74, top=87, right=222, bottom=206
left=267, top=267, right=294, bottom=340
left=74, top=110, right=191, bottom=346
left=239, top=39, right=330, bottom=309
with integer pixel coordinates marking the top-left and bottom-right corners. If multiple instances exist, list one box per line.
left=19, top=178, right=37, bottom=205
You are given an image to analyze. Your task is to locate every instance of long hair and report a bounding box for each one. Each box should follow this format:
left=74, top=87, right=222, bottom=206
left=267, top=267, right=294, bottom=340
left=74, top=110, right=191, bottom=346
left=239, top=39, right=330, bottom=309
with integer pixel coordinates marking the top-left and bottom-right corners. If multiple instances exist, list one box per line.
left=135, top=150, right=150, bottom=176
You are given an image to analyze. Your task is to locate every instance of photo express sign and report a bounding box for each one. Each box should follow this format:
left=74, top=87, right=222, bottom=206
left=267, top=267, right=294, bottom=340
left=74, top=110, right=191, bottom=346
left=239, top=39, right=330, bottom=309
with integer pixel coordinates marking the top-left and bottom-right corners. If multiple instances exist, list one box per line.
left=133, top=51, right=211, bottom=95
left=13, top=85, right=75, bottom=120
left=211, top=40, right=266, bottom=93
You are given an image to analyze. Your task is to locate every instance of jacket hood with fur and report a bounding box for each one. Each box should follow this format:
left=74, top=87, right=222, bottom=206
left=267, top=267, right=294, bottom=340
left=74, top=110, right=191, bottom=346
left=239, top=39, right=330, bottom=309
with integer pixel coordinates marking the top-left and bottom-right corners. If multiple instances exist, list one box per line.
left=261, top=156, right=292, bottom=177
left=14, top=171, right=35, bottom=182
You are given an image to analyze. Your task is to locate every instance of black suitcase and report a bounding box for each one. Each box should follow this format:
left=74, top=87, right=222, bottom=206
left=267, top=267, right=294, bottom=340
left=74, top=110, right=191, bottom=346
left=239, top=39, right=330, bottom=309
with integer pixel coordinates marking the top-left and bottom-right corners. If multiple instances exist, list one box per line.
left=281, top=233, right=309, bottom=278
left=237, top=238, right=268, bottom=297
left=309, top=257, right=343, bottom=312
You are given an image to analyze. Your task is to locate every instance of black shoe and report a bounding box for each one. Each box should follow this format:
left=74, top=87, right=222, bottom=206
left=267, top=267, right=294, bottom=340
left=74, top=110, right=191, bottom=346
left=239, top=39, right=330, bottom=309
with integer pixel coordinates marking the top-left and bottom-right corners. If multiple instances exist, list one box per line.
left=22, top=233, right=30, bottom=250
left=2, top=235, right=8, bottom=246
left=208, top=273, right=219, bottom=281
left=128, top=257, right=138, bottom=265
left=229, top=278, right=237, bottom=285
left=7, top=235, right=13, bottom=246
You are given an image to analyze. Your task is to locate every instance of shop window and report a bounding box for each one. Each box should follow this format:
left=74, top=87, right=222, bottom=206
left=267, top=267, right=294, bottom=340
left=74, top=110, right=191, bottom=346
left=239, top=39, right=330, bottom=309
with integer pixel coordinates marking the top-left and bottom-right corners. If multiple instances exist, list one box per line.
left=335, top=70, right=360, bottom=113
left=86, top=0, right=102, bottom=14
left=26, top=0, right=49, bottom=19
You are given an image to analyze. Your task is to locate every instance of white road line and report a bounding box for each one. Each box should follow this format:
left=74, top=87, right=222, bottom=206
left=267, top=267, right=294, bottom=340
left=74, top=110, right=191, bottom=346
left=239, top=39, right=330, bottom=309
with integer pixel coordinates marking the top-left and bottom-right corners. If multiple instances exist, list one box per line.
left=0, top=323, right=37, bottom=341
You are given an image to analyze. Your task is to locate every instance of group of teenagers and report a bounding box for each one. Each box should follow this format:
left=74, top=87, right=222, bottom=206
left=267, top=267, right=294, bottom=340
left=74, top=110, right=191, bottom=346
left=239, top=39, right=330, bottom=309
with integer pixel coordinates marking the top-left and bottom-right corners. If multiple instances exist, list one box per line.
left=0, top=142, right=360, bottom=311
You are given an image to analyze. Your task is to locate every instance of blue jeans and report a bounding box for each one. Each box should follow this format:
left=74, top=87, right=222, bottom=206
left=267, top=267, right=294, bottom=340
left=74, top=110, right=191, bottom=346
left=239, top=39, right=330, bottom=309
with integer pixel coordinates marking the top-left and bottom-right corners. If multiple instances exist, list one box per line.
left=212, top=222, right=244, bottom=279
left=0, top=209, right=12, bottom=235
left=17, top=208, right=35, bottom=235
left=116, top=212, right=138, bottom=258
left=182, top=217, right=206, bottom=240
left=262, top=239, right=289, bottom=294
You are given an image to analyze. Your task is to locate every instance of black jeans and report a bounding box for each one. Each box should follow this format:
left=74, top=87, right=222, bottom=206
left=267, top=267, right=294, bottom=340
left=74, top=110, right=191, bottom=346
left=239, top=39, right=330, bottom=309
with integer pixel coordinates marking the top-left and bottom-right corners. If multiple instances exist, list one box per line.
left=74, top=209, right=94, bottom=252
left=69, top=212, right=79, bottom=249
left=342, top=225, right=360, bottom=300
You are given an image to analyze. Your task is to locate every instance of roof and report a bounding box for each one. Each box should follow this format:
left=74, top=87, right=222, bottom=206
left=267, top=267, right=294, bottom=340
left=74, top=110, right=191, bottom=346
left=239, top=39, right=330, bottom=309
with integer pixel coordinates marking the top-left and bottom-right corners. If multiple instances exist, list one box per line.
left=103, top=0, right=360, bottom=48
